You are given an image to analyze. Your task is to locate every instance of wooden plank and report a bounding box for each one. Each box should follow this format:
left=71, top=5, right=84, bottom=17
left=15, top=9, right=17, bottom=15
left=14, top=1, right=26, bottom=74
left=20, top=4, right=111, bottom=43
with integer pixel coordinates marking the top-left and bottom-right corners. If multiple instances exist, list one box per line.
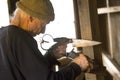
left=77, top=0, right=109, bottom=80
left=102, top=53, right=120, bottom=80
left=97, top=0, right=106, bottom=8
left=77, top=0, right=94, bottom=59
left=88, top=0, right=103, bottom=65
left=77, top=0, right=103, bottom=64
left=98, top=6, right=120, bottom=14
left=85, top=73, right=97, bottom=80
left=73, top=0, right=81, bottom=39
left=110, top=13, right=120, bottom=65
left=109, top=0, right=120, bottom=6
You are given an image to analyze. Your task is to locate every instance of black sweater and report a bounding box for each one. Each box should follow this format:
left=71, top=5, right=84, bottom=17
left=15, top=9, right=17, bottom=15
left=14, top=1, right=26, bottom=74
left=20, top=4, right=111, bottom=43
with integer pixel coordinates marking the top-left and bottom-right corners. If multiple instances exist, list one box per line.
left=0, top=25, right=81, bottom=80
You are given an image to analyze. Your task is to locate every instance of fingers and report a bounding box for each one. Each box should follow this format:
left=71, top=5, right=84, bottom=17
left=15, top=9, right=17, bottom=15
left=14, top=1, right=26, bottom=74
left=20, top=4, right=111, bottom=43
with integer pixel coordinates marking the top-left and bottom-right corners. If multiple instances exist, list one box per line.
left=72, top=54, right=89, bottom=72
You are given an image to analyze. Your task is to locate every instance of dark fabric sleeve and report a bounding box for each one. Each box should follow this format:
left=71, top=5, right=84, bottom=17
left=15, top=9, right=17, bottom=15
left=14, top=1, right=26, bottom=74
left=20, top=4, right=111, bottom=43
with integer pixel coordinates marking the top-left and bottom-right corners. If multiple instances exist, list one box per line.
left=6, top=27, right=50, bottom=80
left=44, top=49, right=81, bottom=80
left=49, top=62, right=81, bottom=80
left=13, top=36, right=81, bottom=80
left=6, top=26, right=82, bottom=80
left=44, top=50, right=61, bottom=69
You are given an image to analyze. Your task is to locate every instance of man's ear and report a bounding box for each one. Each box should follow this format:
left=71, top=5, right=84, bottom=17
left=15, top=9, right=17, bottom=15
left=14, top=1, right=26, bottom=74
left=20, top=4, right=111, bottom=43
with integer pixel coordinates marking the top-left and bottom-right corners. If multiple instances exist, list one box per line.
left=29, top=16, right=33, bottom=22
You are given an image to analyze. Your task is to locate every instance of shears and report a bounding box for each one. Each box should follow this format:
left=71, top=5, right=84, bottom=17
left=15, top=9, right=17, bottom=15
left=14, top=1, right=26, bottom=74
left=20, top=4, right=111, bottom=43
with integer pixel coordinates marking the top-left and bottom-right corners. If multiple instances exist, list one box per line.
left=40, top=34, right=101, bottom=51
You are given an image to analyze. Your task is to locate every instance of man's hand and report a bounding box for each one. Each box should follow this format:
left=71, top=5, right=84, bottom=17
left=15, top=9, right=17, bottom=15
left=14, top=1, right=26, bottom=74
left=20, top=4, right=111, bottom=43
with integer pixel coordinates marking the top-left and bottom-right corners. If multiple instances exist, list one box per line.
left=44, top=37, right=72, bottom=68
left=72, top=54, right=90, bottom=72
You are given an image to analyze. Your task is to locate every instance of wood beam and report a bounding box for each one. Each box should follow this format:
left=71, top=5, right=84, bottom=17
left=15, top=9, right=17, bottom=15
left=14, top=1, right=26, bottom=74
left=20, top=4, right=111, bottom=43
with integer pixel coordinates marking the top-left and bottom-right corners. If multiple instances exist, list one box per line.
left=102, top=53, right=120, bottom=80
left=98, top=6, right=120, bottom=14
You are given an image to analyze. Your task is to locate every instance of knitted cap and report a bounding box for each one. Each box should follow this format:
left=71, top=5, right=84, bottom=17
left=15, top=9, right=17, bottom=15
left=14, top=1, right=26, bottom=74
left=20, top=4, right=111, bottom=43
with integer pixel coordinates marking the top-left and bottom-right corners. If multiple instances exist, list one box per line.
left=16, top=0, right=55, bottom=21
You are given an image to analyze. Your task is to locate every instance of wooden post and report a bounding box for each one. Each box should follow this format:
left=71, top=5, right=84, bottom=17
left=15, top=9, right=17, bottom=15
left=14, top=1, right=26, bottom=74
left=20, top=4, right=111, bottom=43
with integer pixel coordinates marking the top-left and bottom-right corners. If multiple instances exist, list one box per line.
left=76, top=0, right=107, bottom=80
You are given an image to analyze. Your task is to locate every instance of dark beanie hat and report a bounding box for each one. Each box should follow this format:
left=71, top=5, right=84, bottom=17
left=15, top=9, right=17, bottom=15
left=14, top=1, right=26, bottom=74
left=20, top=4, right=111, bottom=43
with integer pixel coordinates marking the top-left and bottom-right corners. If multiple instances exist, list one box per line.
left=16, top=0, right=55, bottom=21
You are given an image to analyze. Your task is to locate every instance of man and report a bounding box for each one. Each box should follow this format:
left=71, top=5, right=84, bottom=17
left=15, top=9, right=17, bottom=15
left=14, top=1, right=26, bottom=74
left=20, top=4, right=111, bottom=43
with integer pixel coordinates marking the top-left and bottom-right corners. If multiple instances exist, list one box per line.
left=0, top=0, right=90, bottom=80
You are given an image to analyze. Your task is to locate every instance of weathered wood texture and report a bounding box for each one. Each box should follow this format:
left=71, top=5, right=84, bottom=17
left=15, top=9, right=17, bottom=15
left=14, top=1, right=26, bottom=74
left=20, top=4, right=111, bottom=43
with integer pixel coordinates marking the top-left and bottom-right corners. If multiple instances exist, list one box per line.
left=77, top=0, right=103, bottom=64
left=97, top=0, right=106, bottom=8
left=77, top=0, right=94, bottom=60
left=97, top=0, right=120, bottom=67
left=97, top=0, right=120, bottom=79
left=8, top=0, right=19, bottom=14
left=109, top=0, right=120, bottom=6
left=76, top=0, right=109, bottom=80
left=98, top=6, right=120, bottom=14
left=97, top=14, right=110, bottom=54
left=110, top=13, right=120, bottom=65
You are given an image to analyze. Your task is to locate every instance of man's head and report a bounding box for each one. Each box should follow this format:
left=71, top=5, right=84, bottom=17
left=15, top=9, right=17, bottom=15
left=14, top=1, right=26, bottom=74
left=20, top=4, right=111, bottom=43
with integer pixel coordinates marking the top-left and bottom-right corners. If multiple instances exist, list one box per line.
left=11, top=0, right=55, bottom=36
left=16, top=0, right=55, bottom=22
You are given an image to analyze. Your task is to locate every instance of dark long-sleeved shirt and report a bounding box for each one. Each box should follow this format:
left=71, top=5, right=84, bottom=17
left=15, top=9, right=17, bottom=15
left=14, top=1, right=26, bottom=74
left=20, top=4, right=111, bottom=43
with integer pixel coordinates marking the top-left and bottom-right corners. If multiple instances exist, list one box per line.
left=0, top=25, right=81, bottom=80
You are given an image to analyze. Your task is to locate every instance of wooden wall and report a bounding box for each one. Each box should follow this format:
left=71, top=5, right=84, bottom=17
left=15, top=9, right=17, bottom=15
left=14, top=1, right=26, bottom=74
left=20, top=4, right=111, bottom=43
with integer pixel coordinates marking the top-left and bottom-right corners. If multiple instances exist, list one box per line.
left=75, top=0, right=120, bottom=80
left=98, top=0, right=120, bottom=66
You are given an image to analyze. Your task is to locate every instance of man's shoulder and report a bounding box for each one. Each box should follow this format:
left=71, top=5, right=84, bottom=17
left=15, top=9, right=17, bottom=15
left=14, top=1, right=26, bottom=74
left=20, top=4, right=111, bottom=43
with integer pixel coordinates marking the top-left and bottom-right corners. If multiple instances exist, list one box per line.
left=0, top=25, right=31, bottom=41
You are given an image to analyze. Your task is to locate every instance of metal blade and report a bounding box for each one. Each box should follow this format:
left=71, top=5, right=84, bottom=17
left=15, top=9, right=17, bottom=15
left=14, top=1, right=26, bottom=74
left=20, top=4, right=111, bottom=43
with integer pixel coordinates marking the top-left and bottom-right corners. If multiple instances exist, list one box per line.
left=72, top=39, right=101, bottom=47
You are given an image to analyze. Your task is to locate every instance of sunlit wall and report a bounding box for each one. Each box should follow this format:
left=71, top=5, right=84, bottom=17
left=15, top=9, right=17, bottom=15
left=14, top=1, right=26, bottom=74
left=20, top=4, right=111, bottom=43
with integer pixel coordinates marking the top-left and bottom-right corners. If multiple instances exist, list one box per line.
left=45, top=0, right=76, bottom=38
left=0, top=0, right=9, bottom=27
